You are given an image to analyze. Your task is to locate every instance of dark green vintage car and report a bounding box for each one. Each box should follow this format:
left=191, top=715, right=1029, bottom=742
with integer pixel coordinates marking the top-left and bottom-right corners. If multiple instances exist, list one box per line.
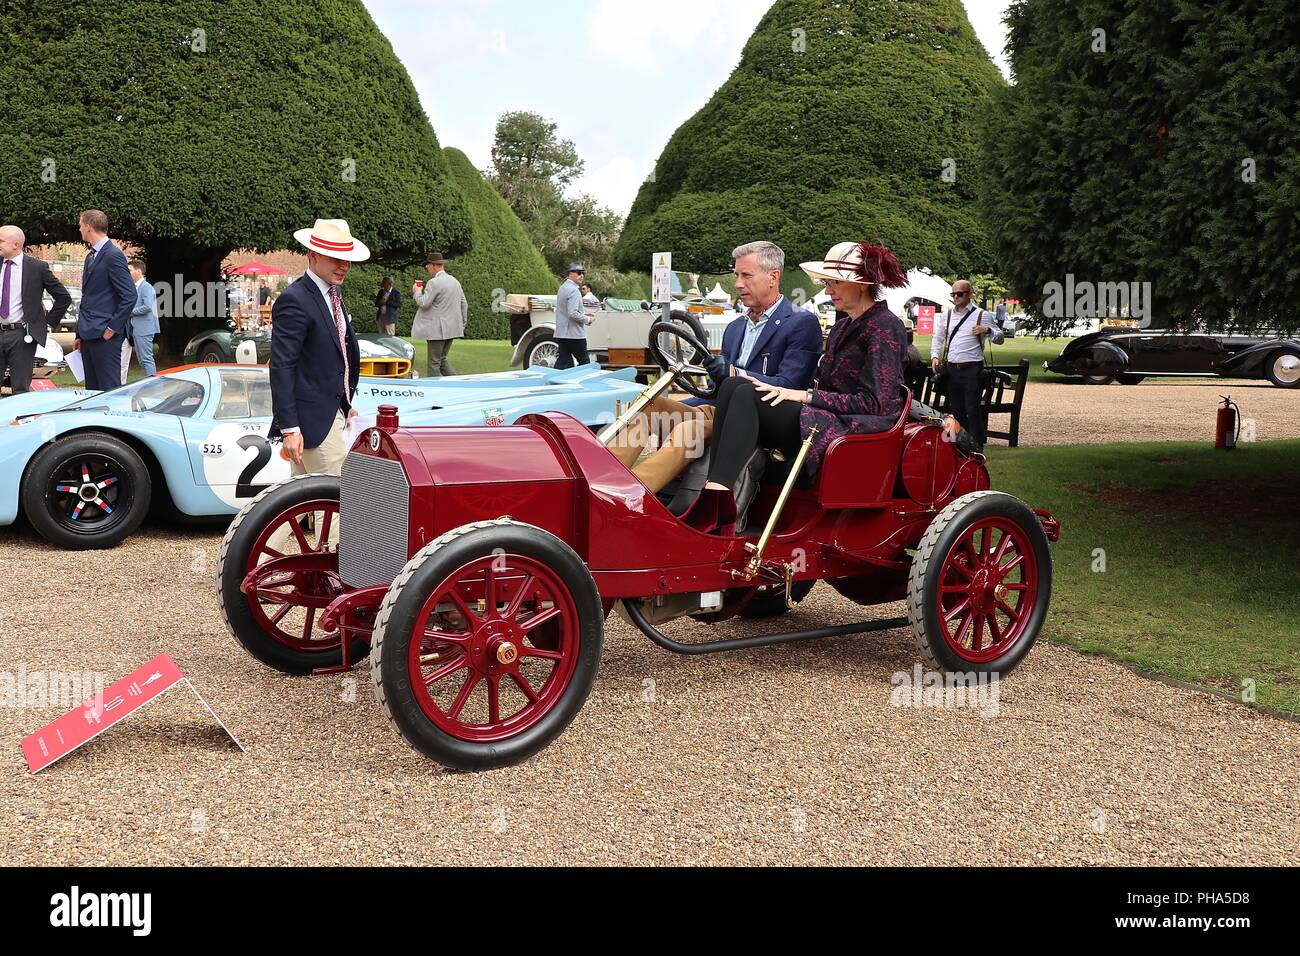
left=183, top=324, right=416, bottom=378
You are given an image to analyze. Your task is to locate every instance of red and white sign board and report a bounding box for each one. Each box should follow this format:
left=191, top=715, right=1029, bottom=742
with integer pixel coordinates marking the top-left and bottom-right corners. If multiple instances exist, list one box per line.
left=917, top=304, right=936, bottom=335
left=22, top=653, right=243, bottom=773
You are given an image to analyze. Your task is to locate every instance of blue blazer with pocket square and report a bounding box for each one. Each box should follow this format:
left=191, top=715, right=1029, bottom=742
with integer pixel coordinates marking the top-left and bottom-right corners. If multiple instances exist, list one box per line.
left=269, top=274, right=361, bottom=449
left=716, top=296, right=822, bottom=389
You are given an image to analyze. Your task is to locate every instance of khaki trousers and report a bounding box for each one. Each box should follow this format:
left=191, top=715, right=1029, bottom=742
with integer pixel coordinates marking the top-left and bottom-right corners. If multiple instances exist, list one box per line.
left=291, top=411, right=348, bottom=477
left=608, top=395, right=715, bottom=494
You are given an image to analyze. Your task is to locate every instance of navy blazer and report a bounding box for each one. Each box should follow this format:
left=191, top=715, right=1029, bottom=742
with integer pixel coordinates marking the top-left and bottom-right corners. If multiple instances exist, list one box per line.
left=375, top=286, right=402, bottom=318
left=77, top=242, right=135, bottom=339
left=717, top=296, right=822, bottom=389
left=269, top=275, right=361, bottom=449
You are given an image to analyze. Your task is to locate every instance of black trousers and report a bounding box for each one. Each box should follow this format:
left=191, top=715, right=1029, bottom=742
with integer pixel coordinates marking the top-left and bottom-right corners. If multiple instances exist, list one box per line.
left=705, top=377, right=802, bottom=489
left=0, top=327, right=38, bottom=393
left=554, top=337, right=589, bottom=369
left=947, top=363, right=986, bottom=447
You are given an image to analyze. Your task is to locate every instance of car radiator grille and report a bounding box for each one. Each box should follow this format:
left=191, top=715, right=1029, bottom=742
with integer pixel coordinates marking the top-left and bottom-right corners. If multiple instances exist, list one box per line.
left=339, top=452, right=411, bottom=588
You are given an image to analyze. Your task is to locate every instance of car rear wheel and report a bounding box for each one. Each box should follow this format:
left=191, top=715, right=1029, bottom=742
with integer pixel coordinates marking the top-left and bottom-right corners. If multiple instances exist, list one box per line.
left=218, top=475, right=363, bottom=675
left=525, top=333, right=559, bottom=369
left=22, top=433, right=152, bottom=549
left=1116, top=373, right=1145, bottom=385
left=198, top=343, right=225, bottom=364
left=1082, top=373, right=1115, bottom=385
left=371, top=518, right=603, bottom=771
left=1266, top=350, right=1300, bottom=388
left=907, top=491, right=1052, bottom=675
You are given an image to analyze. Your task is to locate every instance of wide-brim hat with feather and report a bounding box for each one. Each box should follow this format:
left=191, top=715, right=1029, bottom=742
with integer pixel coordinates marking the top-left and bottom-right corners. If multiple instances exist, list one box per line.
left=293, top=218, right=371, bottom=262
left=801, top=241, right=906, bottom=288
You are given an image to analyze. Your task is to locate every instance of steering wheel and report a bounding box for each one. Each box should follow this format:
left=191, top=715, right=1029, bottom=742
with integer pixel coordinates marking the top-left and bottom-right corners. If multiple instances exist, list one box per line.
left=648, top=320, right=718, bottom=399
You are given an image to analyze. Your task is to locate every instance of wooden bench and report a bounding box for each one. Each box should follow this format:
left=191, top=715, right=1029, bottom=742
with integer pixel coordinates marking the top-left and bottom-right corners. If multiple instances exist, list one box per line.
left=909, top=358, right=1031, bottom=447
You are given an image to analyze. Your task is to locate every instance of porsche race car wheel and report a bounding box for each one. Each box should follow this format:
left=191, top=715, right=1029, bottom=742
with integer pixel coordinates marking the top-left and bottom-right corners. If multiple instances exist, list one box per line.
left=218, top=475, right=363, bottom=675
left=371, top=518, right=603, bottom=771
left=22, top=433, right=152, bottom=549
left=1266, top=350, right=1300, bottom=388
left=907, top=491, right=1052, bottom=674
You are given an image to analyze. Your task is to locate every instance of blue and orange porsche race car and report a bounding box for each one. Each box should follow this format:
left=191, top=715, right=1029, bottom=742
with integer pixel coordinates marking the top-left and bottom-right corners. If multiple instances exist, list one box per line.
left=0, top=363, right=643, bottom=550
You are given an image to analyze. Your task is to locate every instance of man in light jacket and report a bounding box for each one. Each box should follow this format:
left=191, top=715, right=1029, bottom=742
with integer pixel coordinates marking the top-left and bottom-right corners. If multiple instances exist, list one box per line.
left=411, top=253, right=467, bottom=377
left=554, top=262, right=593, bottom=369
left=120, top=258, right=160, bottom=380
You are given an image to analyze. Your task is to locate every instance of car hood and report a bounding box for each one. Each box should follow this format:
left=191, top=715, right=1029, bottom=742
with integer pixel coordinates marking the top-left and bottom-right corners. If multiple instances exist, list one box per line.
left=0, top=387, right=101, bottom=421
left=352, top=364, right=638, bottom=413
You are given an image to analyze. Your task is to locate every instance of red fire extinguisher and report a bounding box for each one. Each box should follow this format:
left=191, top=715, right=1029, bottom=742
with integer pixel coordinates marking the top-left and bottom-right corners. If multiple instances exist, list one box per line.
left=1215, top=395, right=1240, bottom=449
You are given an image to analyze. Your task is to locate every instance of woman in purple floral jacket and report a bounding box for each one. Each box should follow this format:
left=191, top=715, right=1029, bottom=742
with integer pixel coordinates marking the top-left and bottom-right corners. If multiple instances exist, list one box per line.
left=682, top=242, right=909, bottom=536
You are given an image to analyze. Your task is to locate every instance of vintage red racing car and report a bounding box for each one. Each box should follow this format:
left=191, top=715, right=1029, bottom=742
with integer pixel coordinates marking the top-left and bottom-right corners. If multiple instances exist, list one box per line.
left=218, top=324, right=1061, bottom=770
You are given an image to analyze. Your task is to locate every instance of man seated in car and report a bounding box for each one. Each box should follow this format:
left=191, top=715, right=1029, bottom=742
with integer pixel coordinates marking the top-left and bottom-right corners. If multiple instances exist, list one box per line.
left=610, top=240, right=822, bottom=493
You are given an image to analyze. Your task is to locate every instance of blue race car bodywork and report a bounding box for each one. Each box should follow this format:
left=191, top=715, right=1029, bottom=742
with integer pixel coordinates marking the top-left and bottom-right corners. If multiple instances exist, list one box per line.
left=0, top=363, right=642, bottom=547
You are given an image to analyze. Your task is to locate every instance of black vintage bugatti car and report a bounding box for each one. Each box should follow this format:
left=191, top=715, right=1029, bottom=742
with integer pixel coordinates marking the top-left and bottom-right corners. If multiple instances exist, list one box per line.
left=1045, top=327, right=1300, bottom=388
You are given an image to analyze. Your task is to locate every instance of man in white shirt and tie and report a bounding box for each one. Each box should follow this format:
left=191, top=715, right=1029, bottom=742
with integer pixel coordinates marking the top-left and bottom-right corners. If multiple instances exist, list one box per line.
left=930, top=279, right=1003, bottom=449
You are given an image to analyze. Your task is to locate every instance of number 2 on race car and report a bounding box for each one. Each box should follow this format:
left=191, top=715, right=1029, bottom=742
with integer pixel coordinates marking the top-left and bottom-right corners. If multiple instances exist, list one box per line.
left=235, top=434, right=273, bottom=499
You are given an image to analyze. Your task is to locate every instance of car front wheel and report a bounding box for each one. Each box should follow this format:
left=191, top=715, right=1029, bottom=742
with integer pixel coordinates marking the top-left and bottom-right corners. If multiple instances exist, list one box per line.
left=22, top=433, right=152, bottom=549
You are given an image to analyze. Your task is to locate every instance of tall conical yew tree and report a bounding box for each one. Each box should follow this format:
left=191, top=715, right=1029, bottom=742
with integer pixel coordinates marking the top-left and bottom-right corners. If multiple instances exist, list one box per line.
left=983, top=0, right=1300, bottom=332
left=0, top=0, right=472, bottom=354
left=344, top=148, right=558, bottom=338
left=615, top=0, right=1005, bottom=292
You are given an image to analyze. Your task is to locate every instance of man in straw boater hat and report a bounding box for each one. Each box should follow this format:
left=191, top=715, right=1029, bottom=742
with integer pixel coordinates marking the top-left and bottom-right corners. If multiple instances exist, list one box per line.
left=268, top=219, right=369, bottom=476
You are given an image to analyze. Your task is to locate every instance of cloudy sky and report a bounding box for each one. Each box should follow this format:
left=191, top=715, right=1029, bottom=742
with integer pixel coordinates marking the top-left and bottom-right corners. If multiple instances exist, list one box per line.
left=362, top=0, right=1013, bottom=215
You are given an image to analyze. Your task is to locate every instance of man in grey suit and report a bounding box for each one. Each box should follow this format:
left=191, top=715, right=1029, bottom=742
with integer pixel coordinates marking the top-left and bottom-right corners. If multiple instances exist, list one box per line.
left=0, top=225, right=72, bottom=393
left=554, top=261, right=594, bottom=369
left=411, top=253, right=467, bottom=377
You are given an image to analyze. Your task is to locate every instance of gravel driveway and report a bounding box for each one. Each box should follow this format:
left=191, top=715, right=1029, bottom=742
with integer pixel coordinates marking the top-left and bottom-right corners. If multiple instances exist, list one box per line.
left=1009, top=378, right=1298, bottom=446
left=2, top=523, right=1296, bottom=866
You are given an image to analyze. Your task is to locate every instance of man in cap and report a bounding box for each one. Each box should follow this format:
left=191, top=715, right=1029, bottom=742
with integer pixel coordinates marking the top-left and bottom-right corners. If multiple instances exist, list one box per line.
left=411, top=253, right=467, bottom=377
left=553, top=262, right=594, bottom=369
left=269, top=219, right=368, bottom=476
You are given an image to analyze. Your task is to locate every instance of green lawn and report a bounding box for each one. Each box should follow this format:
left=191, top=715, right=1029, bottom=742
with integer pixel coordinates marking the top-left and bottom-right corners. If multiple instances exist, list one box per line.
left=986, top=439, right=1300, bottom=716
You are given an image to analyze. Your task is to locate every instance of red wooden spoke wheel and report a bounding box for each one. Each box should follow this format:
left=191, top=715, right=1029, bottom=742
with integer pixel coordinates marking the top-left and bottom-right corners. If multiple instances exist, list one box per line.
left=372, top=520, right=603, bottom=772
left=219, top=475, right=365, bottom=675
left=908, top=492, right=1052, bottom=674
left=406, top=553, right=579, bottom=741
left=934, top=517, right=1037, bottom=664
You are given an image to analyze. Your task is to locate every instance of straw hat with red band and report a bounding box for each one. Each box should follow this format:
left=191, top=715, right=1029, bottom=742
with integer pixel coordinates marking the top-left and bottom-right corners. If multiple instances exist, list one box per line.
left=801, top=241, right=906, bottom=288
left=293, top=218, right=371, bottom=262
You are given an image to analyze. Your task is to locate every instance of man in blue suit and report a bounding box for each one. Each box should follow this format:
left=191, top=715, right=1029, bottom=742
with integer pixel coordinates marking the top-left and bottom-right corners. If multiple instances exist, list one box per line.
left=74, top=210, right=136, bottom=390
left=269, top=219, right=367, bottom=476
left=610, top=240, right=822, bottom=492
left=122, top=258, right=160, bottom=379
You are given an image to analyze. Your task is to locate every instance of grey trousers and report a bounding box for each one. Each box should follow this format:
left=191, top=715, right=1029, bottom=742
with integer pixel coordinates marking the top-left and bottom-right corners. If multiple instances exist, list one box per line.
left=425, top=339, right=455, bottom=377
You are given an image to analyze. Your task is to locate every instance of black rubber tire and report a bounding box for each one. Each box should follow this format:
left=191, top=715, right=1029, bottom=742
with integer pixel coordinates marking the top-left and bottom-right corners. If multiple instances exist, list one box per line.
left=524, top=333, right=559, bottom=368
left=906, top=491, right=1053, bottom=675
left=1116, top=373, right=1145, bottom=385
left=22, top=433, right=152, bottom=549
left=1082, top=373, right=1115, bottom=385
left=1265, top=349, right=1300, bottom=388
left=371, top=518, right=603, bottom=771
left=738, top=579, right=816, bottom=618
left=217, top=474, right=365, bottom=675
left=197, top=343, right=225, bottom=363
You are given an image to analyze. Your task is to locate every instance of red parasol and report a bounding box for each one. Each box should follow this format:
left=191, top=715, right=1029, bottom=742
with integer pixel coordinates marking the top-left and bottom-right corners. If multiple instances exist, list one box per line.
left=228, top=261, right=288, bottom=276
